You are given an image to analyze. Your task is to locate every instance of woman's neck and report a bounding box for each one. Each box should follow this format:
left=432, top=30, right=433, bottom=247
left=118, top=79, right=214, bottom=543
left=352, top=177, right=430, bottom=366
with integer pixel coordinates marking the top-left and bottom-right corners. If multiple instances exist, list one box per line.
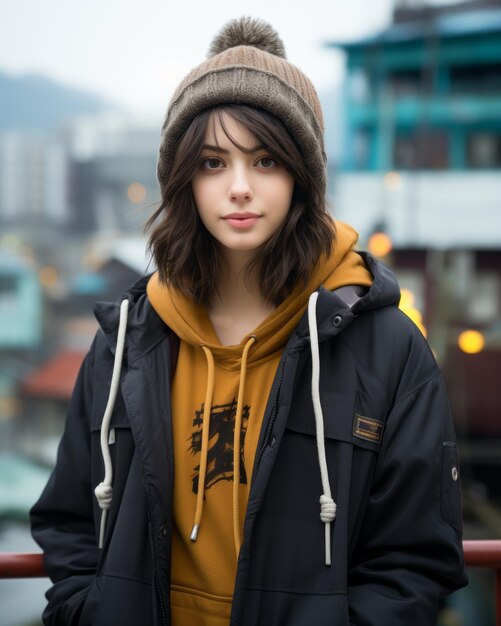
left=207, top=251, right=275, bottom=345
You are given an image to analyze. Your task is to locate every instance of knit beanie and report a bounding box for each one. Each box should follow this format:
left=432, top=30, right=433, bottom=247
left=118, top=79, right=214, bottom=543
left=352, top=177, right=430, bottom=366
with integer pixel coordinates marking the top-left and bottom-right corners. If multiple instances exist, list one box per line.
left=157, top=17, right=326, bottom=198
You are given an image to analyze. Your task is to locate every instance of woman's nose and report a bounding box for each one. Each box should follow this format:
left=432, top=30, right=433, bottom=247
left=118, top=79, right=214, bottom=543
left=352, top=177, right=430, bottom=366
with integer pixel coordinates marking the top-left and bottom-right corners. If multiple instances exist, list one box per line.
left=229, top=167, right=253, bottom=202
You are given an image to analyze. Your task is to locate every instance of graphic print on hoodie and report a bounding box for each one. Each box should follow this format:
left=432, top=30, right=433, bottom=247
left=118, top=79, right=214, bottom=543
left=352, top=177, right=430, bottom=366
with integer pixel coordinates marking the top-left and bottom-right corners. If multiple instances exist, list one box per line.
left=190, top=398, right=250, bottom=494
left=147, top=220, right=373, bottom=626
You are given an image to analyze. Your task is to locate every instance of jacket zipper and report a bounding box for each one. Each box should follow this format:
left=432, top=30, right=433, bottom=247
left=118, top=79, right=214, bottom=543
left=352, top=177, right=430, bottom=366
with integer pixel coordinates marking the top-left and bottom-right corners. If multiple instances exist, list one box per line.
left=253, top=359, right=286, bottom=477
left=154, top=563, right=168, bottom=626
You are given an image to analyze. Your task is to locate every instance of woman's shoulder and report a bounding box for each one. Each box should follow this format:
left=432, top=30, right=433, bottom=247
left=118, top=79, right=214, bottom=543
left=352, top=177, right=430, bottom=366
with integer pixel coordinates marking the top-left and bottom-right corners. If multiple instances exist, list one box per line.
left=340, top=302, right=439, bottom=403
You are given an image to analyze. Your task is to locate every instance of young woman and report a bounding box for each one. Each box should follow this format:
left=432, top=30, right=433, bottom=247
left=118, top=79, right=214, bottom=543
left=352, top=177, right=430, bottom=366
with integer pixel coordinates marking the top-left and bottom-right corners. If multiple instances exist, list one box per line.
left=31, top=17, right=467, bottom=626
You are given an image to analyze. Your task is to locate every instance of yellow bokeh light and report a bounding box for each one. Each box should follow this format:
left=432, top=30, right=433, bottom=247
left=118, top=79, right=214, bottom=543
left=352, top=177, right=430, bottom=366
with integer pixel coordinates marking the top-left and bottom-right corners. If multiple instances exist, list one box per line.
left=383, top=171, right=402, bottom=192
left=400, top=288, right=415, bottom=308
left=39, top=266, right=59, bottom=288
left=418, top=323, right=427, bottom=338
left=368, top=232, right=393, bottom=257
left=405, top=307, right=423, bottom=325
left=127, top=183, right=147, bottom=204
left=458, top=330, right=485, bottom=354
left=403, top=308, right=427, bottom=337
left=398, top=291, right=427, bottom=338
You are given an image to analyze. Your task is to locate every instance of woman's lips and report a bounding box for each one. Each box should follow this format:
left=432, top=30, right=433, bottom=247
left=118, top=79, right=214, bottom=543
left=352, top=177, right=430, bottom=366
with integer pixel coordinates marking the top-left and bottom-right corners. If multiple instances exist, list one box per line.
left=223, top=214, right=260, bottom=229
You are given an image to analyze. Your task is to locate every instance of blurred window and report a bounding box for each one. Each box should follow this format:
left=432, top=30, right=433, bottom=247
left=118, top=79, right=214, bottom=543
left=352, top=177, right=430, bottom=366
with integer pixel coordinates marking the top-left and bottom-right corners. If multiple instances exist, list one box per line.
left=0, top=275, right=17, bottom=320
left=450, top=63, right=501, bottom=95
left=469, top=272, right=499, bottom=324
left=393, top=130, right=449, bottom=169
left=466, top=133, right=501, bottom=169
left=390, top=69, right=422, bottom=98
left=0, top=275, right=17, bottom=295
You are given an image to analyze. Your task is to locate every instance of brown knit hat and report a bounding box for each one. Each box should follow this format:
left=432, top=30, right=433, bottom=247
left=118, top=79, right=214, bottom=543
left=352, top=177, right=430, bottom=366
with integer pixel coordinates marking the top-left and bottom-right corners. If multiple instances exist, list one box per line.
left=157, top=17, right=327, bottom=197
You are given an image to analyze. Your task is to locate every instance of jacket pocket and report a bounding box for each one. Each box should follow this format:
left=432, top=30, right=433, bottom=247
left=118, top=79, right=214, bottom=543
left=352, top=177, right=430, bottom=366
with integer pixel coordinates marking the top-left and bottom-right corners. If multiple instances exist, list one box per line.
left=286, top=389, right=383, bottom=453
left=91, top=574, right=153, bottom=626
left=441, top=441, right=463, bottom=533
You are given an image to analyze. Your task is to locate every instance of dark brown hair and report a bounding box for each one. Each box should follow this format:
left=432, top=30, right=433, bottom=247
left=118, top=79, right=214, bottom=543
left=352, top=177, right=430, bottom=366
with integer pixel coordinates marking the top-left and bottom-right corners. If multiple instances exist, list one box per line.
left=146, top=104, right=334, bottom=306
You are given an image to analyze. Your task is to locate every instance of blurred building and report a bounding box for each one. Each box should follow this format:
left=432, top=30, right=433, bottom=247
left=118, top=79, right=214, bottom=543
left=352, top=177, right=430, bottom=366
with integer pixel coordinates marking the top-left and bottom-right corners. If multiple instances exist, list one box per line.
left=0, top=117, right=159, bottom=233
left=0, top=131, right=69, bottom=228
left=67, top=113, right=160, bottom=234
left=17, top=349, right=86, bottom=462
left=0, top=251, right=42, bottom=451
left=327, top=0, right=501, bottom=537
left=0, top=113, right=156, bottom=372
left=0, top=252, right=41, bottom=350
left=326, top=0, right=501, bottom=245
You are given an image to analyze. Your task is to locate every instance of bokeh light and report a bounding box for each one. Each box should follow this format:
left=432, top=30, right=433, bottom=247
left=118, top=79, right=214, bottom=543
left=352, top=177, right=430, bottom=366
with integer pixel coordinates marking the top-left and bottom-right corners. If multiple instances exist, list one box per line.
left=127, top=183, right=147, bottom=204
left=383, top=171, right=402, bottom=192
left=39, top=266, right=59, bottom=288
left=368, top=232, right=393, bottom=257
left=458, top=330, right=485, bottom=354
left=398, top=288, right=427, bottom=337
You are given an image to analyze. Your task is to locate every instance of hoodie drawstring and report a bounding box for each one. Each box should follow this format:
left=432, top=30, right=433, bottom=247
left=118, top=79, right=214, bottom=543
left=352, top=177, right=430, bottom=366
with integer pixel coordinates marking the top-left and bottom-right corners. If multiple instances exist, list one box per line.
left=95, top=298, right=129, bottom=549
left=190, top=345, right=216, bottom=542
left=191, top=336, right=256, bottom=559
left=233, top=335, right=256, bottom=556
left=308, top=291, right=337, bottom=566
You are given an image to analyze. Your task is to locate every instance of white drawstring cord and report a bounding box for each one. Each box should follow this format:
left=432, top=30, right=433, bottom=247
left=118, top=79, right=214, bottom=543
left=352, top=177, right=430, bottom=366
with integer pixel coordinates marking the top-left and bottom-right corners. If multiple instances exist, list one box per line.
left=308, top=291, right=337, bottom=566
left=94, top=299, right=129, bottom=549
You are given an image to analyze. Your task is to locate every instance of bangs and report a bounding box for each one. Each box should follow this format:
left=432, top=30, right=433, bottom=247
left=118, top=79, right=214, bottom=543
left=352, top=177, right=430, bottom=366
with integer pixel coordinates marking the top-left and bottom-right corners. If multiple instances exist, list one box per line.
left=206, top=106, right=308, bottom=191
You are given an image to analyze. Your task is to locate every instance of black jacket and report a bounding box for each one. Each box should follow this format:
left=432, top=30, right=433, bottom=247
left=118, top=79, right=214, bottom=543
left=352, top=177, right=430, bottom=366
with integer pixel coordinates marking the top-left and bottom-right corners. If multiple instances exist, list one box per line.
left=31, top=252, right=467, bottom=625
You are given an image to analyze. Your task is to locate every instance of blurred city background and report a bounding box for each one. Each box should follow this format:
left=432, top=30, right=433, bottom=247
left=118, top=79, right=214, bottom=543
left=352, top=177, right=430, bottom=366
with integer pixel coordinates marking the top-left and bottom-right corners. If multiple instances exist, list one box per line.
left=1, top=0, right=500, bottom=624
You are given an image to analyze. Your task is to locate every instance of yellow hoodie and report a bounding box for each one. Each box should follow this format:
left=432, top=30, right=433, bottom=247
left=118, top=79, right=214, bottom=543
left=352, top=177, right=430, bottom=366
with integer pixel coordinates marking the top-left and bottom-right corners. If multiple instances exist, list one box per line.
left=146, top=220, right=372, bottom=626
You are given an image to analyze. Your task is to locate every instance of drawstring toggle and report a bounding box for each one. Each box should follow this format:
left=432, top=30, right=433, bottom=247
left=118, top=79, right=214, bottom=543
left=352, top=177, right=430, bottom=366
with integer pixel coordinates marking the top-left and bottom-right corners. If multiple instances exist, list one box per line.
left=95, top=483, right=113, bottom=510
left=320, top=494, right=336, bottom=523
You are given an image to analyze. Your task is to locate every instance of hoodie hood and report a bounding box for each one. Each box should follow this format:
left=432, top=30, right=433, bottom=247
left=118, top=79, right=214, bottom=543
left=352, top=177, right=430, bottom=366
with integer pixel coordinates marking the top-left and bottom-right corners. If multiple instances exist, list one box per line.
left=91, top=247, right=400, bottom=359
left=146, top=220, right=373, bottom=369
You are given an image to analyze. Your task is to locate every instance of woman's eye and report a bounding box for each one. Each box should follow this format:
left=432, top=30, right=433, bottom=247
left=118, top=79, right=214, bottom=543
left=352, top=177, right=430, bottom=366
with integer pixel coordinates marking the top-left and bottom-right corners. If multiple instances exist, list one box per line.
left=202, top=157, right=223, bottom=170
left=257, top=157, right=276, bottom=169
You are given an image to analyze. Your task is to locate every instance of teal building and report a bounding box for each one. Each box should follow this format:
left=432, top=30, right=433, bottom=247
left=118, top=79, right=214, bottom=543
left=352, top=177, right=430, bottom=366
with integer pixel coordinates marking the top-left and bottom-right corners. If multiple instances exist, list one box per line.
left=327, top=1, right=501, bottom=173
left=0, top=252, right=41, bottom=349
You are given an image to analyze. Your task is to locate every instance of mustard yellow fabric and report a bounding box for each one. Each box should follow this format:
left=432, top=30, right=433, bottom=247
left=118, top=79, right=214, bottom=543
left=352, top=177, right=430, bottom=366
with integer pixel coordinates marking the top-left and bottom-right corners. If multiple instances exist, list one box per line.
left=146, top=220, right=373, bottom=626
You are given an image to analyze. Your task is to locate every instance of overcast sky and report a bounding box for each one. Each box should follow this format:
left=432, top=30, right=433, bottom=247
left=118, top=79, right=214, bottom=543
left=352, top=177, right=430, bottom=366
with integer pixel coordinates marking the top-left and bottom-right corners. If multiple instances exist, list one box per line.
left=1, top=0, right=398, bottom=117
left=1, top=0, right=462, bottom=118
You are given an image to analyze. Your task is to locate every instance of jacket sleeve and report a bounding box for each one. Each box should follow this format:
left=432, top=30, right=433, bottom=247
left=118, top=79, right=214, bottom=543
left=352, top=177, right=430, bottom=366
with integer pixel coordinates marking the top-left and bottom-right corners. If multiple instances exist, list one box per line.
left=347, top=362, right=468, bottom=625
left=30, top=338, right=101, bottom=626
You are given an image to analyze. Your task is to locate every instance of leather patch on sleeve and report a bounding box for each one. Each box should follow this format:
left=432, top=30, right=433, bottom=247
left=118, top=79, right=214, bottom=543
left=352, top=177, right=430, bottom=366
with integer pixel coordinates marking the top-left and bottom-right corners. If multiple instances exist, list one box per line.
left=353, top=414, right=384, bottom=444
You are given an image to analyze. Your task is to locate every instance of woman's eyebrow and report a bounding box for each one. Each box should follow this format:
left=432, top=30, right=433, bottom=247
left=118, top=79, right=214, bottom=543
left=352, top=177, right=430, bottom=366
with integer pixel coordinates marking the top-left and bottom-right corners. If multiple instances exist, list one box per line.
left=201, top=143, right=266, bottom=154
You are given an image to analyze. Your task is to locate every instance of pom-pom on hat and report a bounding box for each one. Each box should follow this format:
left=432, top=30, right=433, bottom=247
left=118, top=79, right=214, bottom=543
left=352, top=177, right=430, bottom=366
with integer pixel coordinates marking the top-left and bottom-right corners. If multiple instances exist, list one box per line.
left=207, top=16, right=287, bottom=59
left=157, top=17, right=326, bottom=198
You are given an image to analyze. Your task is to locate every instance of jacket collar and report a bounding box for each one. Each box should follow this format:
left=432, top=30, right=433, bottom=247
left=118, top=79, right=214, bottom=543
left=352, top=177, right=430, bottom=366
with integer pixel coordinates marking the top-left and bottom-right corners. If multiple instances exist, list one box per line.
left=93, top=274, right=172, bottom=362
left=291, top=251, right=400, bottom=345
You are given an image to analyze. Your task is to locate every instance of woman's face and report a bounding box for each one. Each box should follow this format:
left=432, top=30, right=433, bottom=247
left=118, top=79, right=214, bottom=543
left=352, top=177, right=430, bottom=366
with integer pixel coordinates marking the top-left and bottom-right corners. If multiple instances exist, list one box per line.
left=191, top=111, right=294, bottom=260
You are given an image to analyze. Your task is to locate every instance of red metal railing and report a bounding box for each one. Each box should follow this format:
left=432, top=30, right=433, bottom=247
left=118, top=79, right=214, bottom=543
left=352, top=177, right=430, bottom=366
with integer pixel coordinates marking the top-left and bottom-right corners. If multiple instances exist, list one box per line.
left=1, top=541, right=501, bottom=622
left=0, top=551, right=45, bottom=578
left=463, top=540, right=501, bottom=626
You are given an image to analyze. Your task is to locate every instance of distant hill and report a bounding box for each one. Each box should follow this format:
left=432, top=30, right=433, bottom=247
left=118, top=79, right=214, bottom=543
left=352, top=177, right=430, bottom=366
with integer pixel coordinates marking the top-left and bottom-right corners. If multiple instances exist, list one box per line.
left=0, top=71, right=117, bottom=132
